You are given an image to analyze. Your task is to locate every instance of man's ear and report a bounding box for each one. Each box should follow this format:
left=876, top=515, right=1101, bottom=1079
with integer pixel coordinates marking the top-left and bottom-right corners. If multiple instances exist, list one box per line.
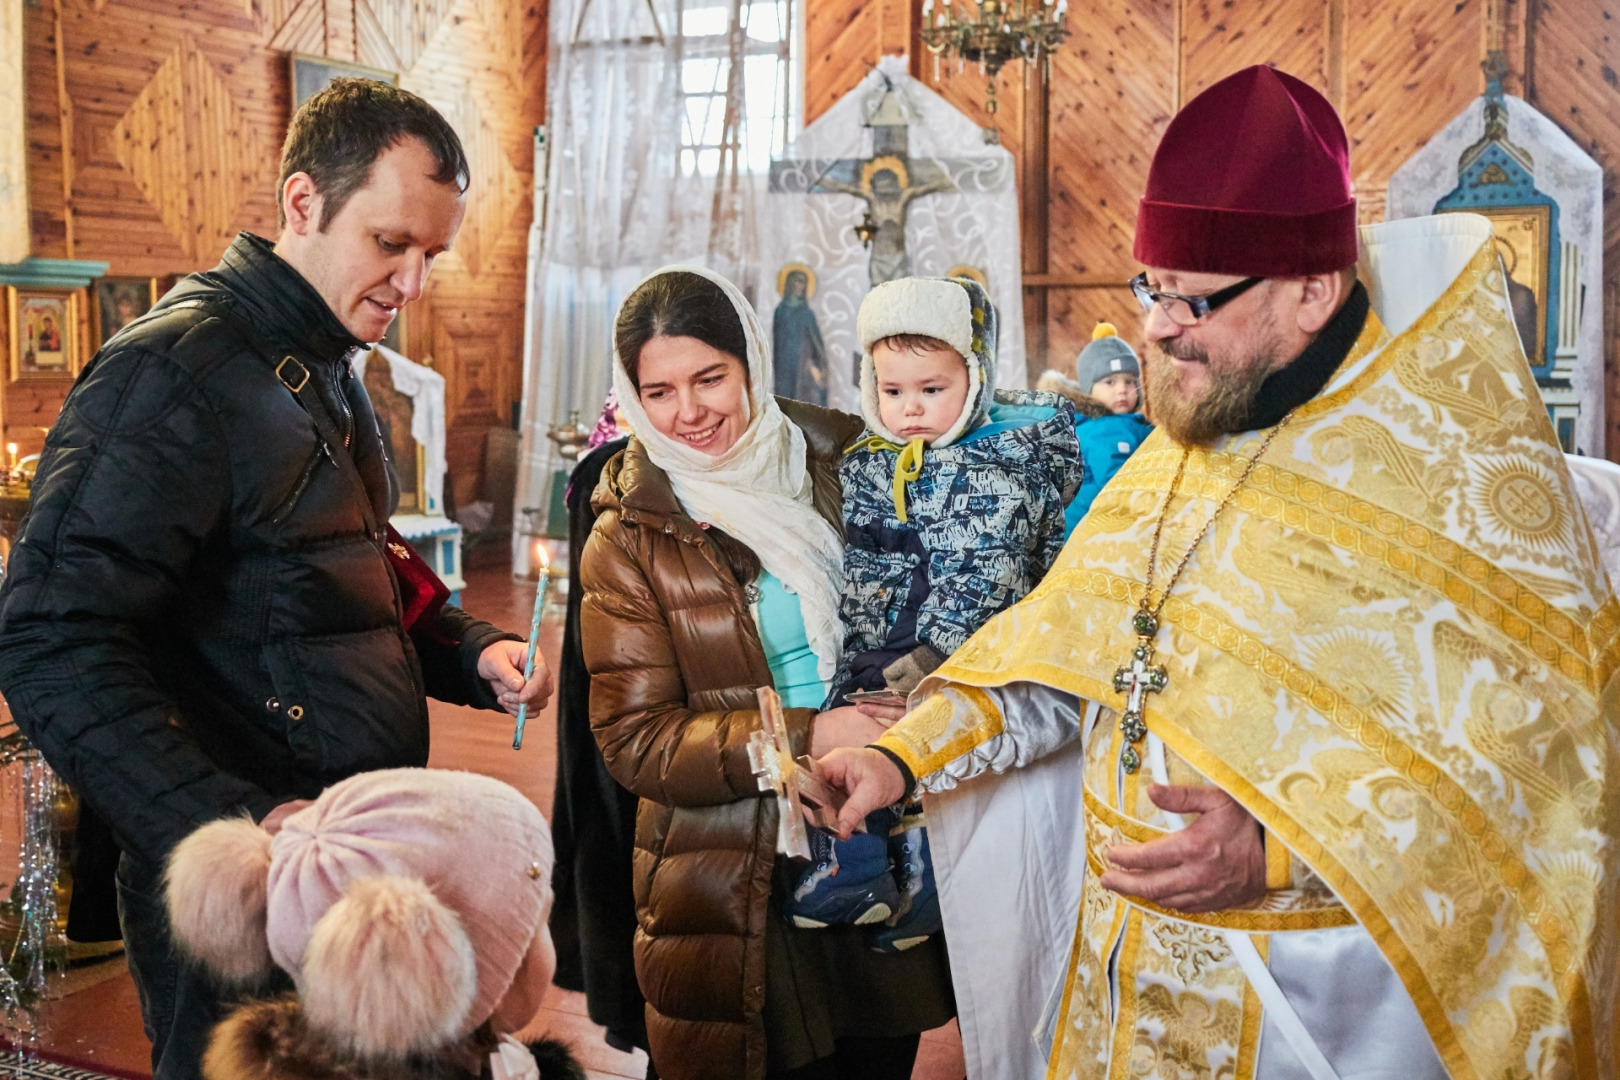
left=279, top=172, right=324, bottom=238
left=1295, top=267, right=1353, bottom=335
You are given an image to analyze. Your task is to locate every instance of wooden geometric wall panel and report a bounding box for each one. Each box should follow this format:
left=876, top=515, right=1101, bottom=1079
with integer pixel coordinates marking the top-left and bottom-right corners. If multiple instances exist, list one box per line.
left=1046, top=0, right=1175, bottom=282
left=261, top=0, right=323, bottom=48
left=469, top=0, right=522, bottom=85
left=1529, top=0, right=1620, bottom=249
left=1046, top=287, right=1144, bottom=374
left=353, top=0, right=459, bottom=74
left=1342, top=0, right=1484, bottom=191
left=1180, top=0, right=1326, bottom=101
left=923, top=65, right=1027, bottom=165
left=433, top=86, right=525, bottom=279
left=112, top=35, right=266, bottom=263
left=1527, top=0, right=1620, bottom=459
left=806, top=0, right=883, bottom=122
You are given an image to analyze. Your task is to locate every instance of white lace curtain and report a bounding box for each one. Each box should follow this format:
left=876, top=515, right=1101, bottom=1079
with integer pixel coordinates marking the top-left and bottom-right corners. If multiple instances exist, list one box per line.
left=0, top=0, right=28, bottom=264
left=513, top=0, right=799, bottom=560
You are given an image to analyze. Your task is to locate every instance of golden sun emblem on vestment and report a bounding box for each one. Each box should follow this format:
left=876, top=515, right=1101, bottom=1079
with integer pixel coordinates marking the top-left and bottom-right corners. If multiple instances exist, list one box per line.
left=1300, top=630, right=1409, bottom=719
left=1472, top=458, right=1566, bottom=550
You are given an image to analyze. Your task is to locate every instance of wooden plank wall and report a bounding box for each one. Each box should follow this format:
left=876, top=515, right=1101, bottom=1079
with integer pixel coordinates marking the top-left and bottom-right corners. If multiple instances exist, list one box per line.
left=805, top=0, right=1620, bottom=461
left=10, top=0, right=546, bottom=506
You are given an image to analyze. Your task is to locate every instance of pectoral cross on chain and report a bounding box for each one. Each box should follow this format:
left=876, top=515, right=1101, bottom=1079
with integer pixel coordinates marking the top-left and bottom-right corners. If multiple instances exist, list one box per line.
left=1113, top=608, right=1169, bottom=774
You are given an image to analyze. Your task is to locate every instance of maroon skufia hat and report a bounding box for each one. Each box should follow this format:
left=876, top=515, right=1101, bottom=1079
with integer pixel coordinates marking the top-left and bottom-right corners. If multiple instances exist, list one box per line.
left=1134, top=65, right=1357, bottom=278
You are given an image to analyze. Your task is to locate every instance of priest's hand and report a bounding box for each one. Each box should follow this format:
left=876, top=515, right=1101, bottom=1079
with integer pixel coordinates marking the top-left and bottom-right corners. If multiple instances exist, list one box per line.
left=1098, top=783, right=1266, bottom=913
left=479, top=639, right=556, bottom=717
left=815, top=747, right=908, bottom=839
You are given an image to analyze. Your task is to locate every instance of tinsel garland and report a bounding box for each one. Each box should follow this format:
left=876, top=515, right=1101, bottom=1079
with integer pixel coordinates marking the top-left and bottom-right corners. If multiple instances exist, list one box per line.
left=0, top=719, right=63, bottom=1037
left=0, top=521, right=67, bottom=1046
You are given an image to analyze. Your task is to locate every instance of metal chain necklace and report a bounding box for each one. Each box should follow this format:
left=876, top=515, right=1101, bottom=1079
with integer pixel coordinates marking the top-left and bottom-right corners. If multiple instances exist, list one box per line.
left=1113, top=413, right=1297, bottom=773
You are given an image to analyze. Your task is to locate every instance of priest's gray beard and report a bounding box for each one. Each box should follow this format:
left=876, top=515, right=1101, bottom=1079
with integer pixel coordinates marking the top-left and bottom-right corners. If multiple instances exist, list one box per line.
left=1144, top=327, right=1282, bottom=446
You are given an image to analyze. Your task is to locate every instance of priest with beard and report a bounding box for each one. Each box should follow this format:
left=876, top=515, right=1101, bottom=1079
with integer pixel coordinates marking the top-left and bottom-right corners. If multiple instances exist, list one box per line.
left=818, top=65, right=1618, bottom=1080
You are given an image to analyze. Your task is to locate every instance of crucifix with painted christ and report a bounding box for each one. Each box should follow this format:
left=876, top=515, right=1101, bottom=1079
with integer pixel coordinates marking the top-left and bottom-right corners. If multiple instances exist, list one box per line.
left=769, top=86, right=956, bottom=285
left=762, top=57, right=1023, bottom=414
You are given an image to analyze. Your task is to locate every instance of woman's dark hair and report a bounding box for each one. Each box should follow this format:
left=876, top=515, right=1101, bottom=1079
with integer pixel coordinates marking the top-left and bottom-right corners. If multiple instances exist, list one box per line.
left=614, top=271, right=750, bottom=389
left=614, top=271, right=761, bottom=584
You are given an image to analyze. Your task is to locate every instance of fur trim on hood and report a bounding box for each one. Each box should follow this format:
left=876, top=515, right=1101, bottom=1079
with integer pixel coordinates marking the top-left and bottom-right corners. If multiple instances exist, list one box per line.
left=202, top=998, right=586, bottom=1080
left=856, top=276, right=998, bottom=448
left=1034, top=369, right=1112, bottom=418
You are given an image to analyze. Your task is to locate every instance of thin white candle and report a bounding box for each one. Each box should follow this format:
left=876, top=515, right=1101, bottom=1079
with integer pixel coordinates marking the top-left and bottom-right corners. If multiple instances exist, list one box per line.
left=511, top=542, right=551, bottom=750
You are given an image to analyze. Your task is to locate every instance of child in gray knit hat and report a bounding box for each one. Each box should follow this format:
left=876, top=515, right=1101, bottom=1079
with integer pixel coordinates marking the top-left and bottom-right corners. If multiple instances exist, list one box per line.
left=1073, top=321, right=1142, bottom=414
left=1037, top=322, right=1154, bottom=528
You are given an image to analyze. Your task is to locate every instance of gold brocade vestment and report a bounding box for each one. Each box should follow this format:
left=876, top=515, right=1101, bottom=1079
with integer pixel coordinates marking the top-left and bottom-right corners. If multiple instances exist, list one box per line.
left=876, top=215, right=1619, bottom=1080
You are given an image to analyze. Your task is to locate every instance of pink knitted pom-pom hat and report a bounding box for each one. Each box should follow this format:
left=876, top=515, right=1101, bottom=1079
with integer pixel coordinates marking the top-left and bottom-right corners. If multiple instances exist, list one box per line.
left=165, top=767, right=556, bottom=1061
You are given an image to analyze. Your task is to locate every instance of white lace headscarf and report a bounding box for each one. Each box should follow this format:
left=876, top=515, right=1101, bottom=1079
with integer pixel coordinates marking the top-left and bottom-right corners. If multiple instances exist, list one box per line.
left=611, top=265, right=845, bottom=682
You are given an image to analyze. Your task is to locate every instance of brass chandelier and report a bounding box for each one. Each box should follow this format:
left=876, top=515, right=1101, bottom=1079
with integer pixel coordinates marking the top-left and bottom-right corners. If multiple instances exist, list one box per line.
left=919, top=0, right=1070, bottom=114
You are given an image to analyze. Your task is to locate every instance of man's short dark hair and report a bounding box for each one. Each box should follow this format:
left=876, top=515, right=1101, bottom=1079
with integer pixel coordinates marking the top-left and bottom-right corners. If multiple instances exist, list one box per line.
left=277, top=78, right=470, bottom=231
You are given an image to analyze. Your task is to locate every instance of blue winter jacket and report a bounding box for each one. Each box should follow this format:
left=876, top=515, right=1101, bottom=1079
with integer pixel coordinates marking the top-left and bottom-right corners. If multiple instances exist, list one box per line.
left=1064, top=411, right=1154, bottom=533
left=827, top=389, right=1082, bottom=704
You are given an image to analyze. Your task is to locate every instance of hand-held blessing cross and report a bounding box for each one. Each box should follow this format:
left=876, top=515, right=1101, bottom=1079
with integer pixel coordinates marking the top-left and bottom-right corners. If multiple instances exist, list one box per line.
left=747, top=686, right=848, bottom=859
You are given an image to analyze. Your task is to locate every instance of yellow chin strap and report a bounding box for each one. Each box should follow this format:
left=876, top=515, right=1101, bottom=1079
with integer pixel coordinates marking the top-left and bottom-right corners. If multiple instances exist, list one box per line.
left=849, top=434, right=926, bottom=523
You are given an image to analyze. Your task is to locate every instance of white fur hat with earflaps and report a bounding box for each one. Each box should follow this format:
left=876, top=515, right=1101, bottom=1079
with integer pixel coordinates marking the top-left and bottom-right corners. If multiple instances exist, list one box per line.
left=164, top=768, right=557, bottom=1070
left=856, top=276, right=999, bottom=449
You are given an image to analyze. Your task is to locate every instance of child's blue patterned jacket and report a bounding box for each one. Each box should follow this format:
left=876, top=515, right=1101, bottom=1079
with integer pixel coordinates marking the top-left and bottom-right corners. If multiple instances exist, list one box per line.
left=826, top=388, right=1081, bottom=704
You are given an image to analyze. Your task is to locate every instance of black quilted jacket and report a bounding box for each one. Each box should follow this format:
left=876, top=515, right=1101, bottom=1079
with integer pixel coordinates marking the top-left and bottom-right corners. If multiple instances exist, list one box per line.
left=0, top=233, right=515, bottom=882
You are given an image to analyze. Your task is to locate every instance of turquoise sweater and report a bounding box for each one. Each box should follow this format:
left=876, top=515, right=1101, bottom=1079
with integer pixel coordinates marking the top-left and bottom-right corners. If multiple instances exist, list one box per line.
left=753, top=572, right=827, bottom=709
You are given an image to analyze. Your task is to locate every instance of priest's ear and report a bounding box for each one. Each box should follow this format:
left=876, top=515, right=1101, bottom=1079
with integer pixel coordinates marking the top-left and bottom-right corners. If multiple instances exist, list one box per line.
left=1294, top=266, right=1358, bottom=336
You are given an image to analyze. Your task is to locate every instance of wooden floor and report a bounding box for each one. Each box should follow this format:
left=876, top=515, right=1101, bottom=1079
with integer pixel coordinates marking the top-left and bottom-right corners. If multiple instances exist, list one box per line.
left=26, top=564, right=966, bottom=1080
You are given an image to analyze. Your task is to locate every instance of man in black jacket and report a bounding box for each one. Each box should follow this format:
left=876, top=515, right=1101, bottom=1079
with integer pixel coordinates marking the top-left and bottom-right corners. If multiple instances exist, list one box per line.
left=0, top=80, right=552, bottom=1079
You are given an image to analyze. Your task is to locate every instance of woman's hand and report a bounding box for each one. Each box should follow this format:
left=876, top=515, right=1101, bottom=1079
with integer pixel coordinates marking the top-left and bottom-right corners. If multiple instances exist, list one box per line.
left=855, top=700, right=906, bottom=724
left=809, top=705, right=897, bottom=758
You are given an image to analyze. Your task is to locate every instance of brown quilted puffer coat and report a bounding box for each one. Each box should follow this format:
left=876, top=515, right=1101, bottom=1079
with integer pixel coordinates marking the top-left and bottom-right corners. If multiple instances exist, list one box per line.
left=579, top=398, right=865, bottom=1078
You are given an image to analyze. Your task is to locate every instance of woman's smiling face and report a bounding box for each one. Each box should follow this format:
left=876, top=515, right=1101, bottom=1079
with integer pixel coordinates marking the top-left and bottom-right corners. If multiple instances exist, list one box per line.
left=635, top=335, right=751, bottom=456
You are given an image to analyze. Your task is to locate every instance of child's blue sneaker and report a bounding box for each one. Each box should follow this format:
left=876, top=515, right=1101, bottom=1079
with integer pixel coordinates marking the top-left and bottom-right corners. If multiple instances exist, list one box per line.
left=866, top=811, right=942, bottom=953
left=783, top=816, right=901, bottom=929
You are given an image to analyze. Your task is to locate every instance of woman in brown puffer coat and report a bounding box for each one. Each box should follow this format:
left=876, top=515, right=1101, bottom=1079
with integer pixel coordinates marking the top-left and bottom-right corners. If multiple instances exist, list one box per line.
left=579, top=268, right=955, bottom=1080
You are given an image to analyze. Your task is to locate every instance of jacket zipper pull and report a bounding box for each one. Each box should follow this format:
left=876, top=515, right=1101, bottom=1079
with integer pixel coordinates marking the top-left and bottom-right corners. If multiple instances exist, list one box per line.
left=320, top=442, right=338, bottom=468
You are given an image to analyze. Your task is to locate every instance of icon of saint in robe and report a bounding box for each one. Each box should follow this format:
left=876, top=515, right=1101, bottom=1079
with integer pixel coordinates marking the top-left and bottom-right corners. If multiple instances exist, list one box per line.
left=773, top=267, right=829, bottom=405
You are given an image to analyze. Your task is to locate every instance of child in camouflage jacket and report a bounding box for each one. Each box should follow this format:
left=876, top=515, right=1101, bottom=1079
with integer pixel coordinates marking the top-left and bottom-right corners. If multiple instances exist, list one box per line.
left=785, top=276, right=1080, bottom=952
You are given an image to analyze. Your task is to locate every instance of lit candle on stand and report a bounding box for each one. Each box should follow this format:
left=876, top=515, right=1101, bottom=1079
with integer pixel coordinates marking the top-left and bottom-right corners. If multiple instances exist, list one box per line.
left=511, top=542, right=551, bottom=750
left=5, top=443, right=15, bottom=473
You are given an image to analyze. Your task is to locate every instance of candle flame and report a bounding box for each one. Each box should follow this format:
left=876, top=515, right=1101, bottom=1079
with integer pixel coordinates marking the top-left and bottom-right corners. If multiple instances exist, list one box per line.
left=533, top=541, right=550, bottom=573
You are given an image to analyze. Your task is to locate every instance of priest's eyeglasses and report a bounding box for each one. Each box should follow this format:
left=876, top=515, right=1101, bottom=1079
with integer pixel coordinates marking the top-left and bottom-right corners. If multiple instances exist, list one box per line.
left=1129, top=273, right=1264, bottom=326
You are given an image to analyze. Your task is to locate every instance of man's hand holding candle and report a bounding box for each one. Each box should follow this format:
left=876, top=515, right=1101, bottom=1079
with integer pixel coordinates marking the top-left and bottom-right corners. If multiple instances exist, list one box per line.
left=479, top=640, right=555, bottom=717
